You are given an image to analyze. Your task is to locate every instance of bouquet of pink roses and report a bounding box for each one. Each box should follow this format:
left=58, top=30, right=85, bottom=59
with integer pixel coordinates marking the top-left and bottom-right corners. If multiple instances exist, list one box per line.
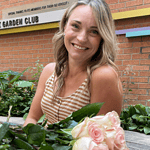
left=71, top=111, right=129, bottom=150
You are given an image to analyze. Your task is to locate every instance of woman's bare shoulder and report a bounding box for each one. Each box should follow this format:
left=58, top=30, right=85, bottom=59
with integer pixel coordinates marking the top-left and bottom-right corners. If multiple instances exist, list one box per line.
left=92, top=65, right=118, bottom=82
left=39, top=62, right=56, bottom=83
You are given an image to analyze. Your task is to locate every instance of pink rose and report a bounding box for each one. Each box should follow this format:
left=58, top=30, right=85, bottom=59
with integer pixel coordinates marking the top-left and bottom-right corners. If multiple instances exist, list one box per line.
left=71, top=117, right=90, bottom=139
left=88, top=122, right=105, bottom=144
left=106, top=111, right=120, bottom=128
left=92, top=144, right=109, bottom=150
left=114, top=127, right=126, bottom=149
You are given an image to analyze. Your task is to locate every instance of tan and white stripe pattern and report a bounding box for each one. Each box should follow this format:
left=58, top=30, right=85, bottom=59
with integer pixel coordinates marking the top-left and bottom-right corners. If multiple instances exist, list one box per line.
left=41, top=73, right=90, bottom=125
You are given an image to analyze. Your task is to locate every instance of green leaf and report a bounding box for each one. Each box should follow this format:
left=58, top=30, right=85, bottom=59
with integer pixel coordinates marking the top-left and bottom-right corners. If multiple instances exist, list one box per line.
left=10, top=68, right=28, bottom=83
left=27, top=125, right=46, bottom=146
left=128, top=105, right=136, bottom=117
left=52, top=143, right=72, bottom=150
left=39, top=141, right=54, bottom=150
left=23, top=124, right=46, bottom=146
left=38, top=114, right=46, bottom=123
left=0, top=123, right=9, bottom=141
left=55, top=137, right=70, bottom=145
left=144, top=127, right=150, bottom=135
left=12, top=138, right=34, bottom=150
left=0, top=144, right=10, bottom=150
left=13, top=81, right=33, bottom=88
left=135, top=104, right=147, bottom=116
left=46, top=132, right=59, bottom=141
left=71, top=102, right=104, bottom=122
left=129, top=124, right=137, bottom=130
left=61, top=129, right=72, bottom=136
left=23, top=113, right=28, bottom=120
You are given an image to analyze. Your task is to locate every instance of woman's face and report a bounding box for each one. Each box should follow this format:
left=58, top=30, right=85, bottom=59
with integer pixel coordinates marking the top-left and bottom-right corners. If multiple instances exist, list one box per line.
left=64, top=5, right=101, bottom=65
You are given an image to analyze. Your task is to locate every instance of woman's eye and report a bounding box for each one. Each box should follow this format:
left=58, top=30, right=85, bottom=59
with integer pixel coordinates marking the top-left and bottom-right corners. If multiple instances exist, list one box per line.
left=92, top=30, right=99, bottom=35
left=72, top=24, right=79, bottom=29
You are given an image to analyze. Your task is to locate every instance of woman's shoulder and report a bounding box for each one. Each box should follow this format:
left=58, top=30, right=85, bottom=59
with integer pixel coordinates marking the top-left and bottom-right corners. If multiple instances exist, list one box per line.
left=43, top=62, right=56, bottom=74
left=91, top=65, right=118, bottom=83
left=39, top=62, right=56, bottom=83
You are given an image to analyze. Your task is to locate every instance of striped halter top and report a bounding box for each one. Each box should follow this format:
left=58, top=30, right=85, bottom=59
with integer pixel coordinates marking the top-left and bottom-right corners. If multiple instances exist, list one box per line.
left=41, top=73, right=90, bottom=125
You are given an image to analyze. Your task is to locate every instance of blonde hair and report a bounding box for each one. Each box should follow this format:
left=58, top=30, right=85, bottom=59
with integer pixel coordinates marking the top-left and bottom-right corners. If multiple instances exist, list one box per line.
left=52, top=0, right=118, bottom=96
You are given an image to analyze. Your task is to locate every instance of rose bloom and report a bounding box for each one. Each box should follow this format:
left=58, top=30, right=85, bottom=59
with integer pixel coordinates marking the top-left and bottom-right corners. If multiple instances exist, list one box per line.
left=92, top=144, right=109, bottom=150
left=72, top=137, right=96, bottom=150
left=88, top=121, right=105, bottom=144
left=73, top=137, right=109, bottom=150
left=71, top=117, right=90, bottom=139
left=114, top=127, right=129, bottom=150
left=106, top=111, right=120, bottom=128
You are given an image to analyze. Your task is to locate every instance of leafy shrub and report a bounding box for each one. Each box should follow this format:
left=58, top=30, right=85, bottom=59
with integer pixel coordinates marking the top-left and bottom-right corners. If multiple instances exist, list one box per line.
left=0, top=86, right=35, bottom=117
left=0, top=69, right=36, bottom=117
left=120, top=104, right=150, bottom=135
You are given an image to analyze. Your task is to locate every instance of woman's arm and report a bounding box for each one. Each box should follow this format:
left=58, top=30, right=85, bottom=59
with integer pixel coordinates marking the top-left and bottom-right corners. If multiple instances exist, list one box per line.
left=23, top=63, right=55, bottom=126
left=90, top=65, right=123, bottom=116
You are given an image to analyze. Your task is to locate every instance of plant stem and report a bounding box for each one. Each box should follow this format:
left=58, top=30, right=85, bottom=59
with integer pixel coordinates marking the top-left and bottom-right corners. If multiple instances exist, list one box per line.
left=7, top=105, right=12, bottom=122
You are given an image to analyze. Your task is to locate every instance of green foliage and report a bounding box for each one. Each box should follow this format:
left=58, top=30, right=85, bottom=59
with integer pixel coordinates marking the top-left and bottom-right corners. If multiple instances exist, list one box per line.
left=120, top=104, right=150, bottom=135
left=0, top=69, right=36, bottom=117
left=29, top=60, right=44, bottom=85
left=0, top=103, right=103, bottom=149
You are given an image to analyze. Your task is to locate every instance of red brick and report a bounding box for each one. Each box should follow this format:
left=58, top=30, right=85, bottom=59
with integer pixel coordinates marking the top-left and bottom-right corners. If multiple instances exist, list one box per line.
left=106, top=0, right=118, bottom=4
left=137, top=4, right=150, bottom=9
left=34, top=35, right=44, bottom=40
left=133, top=41, right=150, bottom=47
left=126, top=0, right=143, bottom=7
left=139, top=71, right=150, bottom=76
left=132, top=54, right=149, bottom=59
left=133, top=66, right=149, bottom=71
left=23, top=46, right=33, bottom=50
left=28, top=41, right=39, bottom=45
left=118, top=43, right=133, bottom=48
left=23, top=54, right=33, bottom=59
left=142, top=47, right=150, bottom=53
left=9, top=59, right=18, bottom=63
left=115, top=60, right=122, bottom=65
left=119, top=7, right=136, bottom=12
left=123, top=60, right=139, bottom=65
left=28, top=50, right=38, bottom=54
left=109, top=3, right=125, bottom=10
left=124, top=48, right=140, bottom=54
left=1, top=52, right=9, bottom=55
left=131, top=77, right=148, bottom=83
left=10, top=43, right=19, bottom=47
left=5, top=55, right=13, bottom=59
left=1, top=59, right=9, bottom=63
left=139, top=84, right=150, bottom=89
left=32, top=54, right=43, bottom=58
left=39, top=49, right=50, bottom=53
left=19, top=42, right=28, bottom=46
left=33, top=45, right=43, bottom=49
left=130, top=89, right=147, bottom=95
left=138, top=95, right=150, bottom=100
left=44, top=44, right=53, bottom=49
left=14, top=46, right=22, bottom=51
left=117, top=54, right=131, bottom=60
left=140, top=60, right=150, bottom=65
left=144, top=0, right=150, bottom=4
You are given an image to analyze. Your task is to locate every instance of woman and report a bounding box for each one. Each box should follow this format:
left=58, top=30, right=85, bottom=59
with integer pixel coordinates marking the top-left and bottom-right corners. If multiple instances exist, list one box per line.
left=24, top=0, right=123, bottom=126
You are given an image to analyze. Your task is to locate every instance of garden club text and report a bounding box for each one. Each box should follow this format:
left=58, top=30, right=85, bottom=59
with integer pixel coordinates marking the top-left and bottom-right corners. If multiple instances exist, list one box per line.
left=0, top=16, right=39, bottom=29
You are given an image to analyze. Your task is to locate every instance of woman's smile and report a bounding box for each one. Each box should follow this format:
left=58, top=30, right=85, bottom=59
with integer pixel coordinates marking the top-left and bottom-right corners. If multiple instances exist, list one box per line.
left=72, top=43, right=89, bottom=50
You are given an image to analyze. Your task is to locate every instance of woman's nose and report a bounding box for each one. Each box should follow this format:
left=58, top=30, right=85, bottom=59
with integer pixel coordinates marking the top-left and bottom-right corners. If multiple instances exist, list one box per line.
left=77, top=30, right=88, bottom=43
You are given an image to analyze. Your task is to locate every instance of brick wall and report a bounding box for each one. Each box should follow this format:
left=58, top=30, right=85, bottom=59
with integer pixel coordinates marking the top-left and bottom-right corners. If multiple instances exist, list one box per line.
left=0, top=0, right=150, bottom=107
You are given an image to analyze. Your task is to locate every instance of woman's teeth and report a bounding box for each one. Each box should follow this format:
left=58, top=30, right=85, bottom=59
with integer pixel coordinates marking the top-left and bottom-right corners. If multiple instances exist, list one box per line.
left=73, top=44, right=87, bottom=50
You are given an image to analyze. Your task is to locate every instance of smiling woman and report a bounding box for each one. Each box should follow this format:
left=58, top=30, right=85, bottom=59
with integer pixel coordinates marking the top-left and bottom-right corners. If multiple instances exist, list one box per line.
left=24, top=0, right=123, bottom=128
